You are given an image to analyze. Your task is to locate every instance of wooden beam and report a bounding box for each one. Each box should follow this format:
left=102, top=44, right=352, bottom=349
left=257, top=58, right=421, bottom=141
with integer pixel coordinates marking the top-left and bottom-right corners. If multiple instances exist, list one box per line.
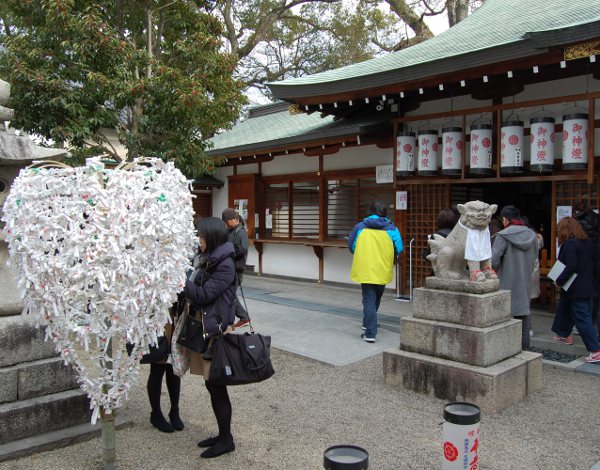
left=393, top=90, right=600, bottom=124
left=312, top=245, right=324, bottom=283
left=304, top=144, right=341, bottom=157
left=395, top=173, right=590, bottom=185
left=589, top=98, right=596, bottom=184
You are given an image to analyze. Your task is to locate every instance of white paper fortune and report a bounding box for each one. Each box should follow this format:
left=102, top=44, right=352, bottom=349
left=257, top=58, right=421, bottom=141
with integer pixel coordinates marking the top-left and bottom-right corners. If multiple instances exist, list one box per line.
left=2, top=158, right=197, bottom=423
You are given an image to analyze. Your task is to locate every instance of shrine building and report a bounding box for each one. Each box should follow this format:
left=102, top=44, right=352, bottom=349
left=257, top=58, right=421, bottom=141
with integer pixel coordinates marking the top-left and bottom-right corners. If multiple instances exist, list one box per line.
left=205, top=0, right=600, bottom=297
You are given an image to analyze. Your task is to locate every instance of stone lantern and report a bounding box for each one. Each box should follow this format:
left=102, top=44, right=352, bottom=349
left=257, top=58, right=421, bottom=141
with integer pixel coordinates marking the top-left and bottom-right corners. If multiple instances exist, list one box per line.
left=0, top=79, right=69, bottom=316
left=0, top=79, right=96, bottom=462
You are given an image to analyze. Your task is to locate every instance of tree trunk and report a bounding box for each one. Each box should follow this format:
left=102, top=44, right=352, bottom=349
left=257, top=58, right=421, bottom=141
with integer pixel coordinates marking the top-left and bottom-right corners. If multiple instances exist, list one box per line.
left=385, top=0, right=435, bottom=41
left=447, top=0, right=469, bottom=27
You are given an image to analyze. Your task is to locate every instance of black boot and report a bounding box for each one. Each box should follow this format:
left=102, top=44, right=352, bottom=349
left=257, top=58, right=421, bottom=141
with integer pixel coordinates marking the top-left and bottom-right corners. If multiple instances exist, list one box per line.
left=200, top=437, right=235, bottom=459
left=169, top=409, right=184, bottom=431
left=150, top=412, right=175, bottom=433
left=197, top=436, right=220, bottom=448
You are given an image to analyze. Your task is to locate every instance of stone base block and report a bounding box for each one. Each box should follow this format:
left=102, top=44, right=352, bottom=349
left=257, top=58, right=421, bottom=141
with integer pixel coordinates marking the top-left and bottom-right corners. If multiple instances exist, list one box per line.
left=0, top=389, right=90, bottom=444
left=0, top=316, right=56, bottom=368
left=413, top=287, right=511, bottom=327
left=400, top=317, right=522, bottom=367
left=17, top=357, right=79, bottom=400
left=0, top=413, right=133, bottom=463
left=0, top=368, right=18, bottom=404
left=383, top=348, right=543, bottom=414
left=425, top=277, right=499, bottom=294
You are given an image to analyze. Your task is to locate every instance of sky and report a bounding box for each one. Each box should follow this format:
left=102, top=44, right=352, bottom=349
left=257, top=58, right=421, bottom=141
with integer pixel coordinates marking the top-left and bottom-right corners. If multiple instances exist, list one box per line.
left=425, top=11, right=451, bottom=35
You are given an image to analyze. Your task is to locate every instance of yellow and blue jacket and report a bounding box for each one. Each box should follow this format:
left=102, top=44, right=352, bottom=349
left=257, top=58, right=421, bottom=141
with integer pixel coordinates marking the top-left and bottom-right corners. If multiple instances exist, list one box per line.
left=347, top=215, right=403, bottom=285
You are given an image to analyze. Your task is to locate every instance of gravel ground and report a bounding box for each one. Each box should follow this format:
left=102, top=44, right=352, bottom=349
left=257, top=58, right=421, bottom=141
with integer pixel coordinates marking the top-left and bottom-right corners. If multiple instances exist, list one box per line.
left=2, top=348, right=600, bottom=470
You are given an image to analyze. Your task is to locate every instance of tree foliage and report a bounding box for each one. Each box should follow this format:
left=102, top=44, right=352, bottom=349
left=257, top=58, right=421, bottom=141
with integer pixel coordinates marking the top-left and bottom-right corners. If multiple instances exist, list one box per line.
left=0, top=0, right=246, bottom=176
left=213, top=0, right=482, bottom=99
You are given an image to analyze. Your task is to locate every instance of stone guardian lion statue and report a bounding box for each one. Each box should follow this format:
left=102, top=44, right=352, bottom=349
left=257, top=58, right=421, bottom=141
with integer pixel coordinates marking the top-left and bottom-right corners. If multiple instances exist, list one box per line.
left=427, top=200, right=498, bottom=282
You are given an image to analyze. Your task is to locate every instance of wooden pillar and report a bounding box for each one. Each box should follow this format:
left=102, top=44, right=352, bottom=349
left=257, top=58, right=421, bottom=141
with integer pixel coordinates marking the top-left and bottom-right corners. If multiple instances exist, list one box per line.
left=312, top=245, right=324, bottom=284
left=588, top=97, right=595, bottom=184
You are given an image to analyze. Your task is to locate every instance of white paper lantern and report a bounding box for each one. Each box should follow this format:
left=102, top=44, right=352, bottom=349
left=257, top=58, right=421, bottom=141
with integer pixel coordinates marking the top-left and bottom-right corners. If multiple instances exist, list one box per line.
left=396, top=131, right=416, bottom=176
left=441, top=127, right=463, bottom=175
left=562, top=113, right=588, bottom=170
left=501, top=120, right=524, bottom=174
left=418, top=130, right=439, bottom=176
left=529, top=117, right=555, bottom=173
left=469, top=124, right=493, bottom=175
left=442, top=403, right=480, bottom=470
left=2, top=158, right=197, bottom=424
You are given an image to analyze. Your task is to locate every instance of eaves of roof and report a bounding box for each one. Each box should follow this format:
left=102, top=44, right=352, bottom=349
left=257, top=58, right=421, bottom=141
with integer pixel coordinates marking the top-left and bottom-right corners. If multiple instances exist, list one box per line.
left=192, top=174, right=224, bottom=188
left=267, top=0, right=600, bottom=101
left=206, top=104, right=391, bottom=158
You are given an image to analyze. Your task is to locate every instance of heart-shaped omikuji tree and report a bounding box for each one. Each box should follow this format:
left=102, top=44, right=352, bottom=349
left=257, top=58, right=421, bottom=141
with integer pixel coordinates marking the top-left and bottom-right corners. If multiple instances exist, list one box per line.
left=2, top=158, right=197, bottom=423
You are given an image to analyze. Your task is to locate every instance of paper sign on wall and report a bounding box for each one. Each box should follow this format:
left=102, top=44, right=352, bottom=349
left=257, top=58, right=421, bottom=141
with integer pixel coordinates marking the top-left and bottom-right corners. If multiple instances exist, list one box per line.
left=396, top=191, right=408, bottom=210
left=556, top=206, right=572, bottom=223
left=376, top=165, right=394, bottom=184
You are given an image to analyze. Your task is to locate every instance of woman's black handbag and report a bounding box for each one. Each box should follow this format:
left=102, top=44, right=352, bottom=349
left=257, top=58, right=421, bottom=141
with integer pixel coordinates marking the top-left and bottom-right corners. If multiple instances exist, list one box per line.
left=209, top=331, right=275, bottom=386
left=126, top=336, right=169, bottom=364
left=177, top=308, right=208, bottom=353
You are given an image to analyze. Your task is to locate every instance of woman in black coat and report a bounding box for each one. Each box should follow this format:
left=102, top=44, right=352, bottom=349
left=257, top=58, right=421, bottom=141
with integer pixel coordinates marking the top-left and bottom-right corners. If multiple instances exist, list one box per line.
left=183, top=217, right=237, bottom=458
left=551, top=217, right=600, bottom=362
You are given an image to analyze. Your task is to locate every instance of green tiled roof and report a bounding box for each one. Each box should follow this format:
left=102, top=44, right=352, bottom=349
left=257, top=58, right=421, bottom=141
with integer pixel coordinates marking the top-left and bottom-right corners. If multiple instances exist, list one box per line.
left=268, top=0, right=600, bottom=99
left=207, top=102, right=389, bottom=156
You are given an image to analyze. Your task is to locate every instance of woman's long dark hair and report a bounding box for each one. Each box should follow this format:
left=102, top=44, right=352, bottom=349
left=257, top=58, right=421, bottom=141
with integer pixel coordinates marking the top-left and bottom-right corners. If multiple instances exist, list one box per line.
left=196, top=217, right=229, bottom=253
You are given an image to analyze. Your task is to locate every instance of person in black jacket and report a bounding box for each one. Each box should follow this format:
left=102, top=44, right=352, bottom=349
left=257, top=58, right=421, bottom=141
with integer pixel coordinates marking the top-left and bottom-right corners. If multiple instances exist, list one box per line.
left=183, top=217, right=237, bottom=458
left=423, top=208, right=458, bottom=262
left=574, top=201, right=600, bottom=337
left=551, top=217, right=600, bottom=363
left=222, top=208, right=251, bottom=329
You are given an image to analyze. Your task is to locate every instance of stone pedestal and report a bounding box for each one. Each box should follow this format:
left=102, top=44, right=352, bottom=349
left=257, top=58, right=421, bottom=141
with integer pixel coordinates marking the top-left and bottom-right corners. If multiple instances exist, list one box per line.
left=383, top=287, right=542, bottom=413
left=0, top=316, right=102, bottom=462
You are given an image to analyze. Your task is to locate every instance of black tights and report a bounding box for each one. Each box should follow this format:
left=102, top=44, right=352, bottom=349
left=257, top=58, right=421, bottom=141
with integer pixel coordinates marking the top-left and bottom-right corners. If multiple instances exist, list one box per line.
left=205, top=381, right=232, bottom=441
left=147, top=363, right=181, bottom=415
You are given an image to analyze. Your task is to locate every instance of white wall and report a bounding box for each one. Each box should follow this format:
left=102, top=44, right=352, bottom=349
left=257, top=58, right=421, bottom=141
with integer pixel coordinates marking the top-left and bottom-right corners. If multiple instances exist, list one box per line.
left=261, top=151, right=318, bottom=176
left=259, top=244, right=319, bottom=280
left=515, top=75, right=600, bottom=102
left=324, top=247, right=353, bottom=284
left=324, top=144, right=393, bottom=171
left=408, top=94, right=492, bottom=116
left=212, top=166, right=233, bottom=218
left=237, top=163, right=259, bottom=175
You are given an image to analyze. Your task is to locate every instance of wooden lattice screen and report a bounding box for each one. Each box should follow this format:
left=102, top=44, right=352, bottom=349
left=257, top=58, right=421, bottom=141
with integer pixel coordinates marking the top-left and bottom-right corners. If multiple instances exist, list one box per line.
left=397, top=183, right=450, bottom=292
left=291, top=181, right=320, bottom=239
left=327, top=177, right=394, bottom=239
left=263, top=182, right=290, bottom=238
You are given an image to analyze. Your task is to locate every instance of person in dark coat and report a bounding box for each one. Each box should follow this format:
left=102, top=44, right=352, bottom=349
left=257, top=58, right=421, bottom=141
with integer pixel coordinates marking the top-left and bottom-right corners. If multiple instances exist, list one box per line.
left=183, top=217, right=237, bottom=458
left=222, top=208, right=251, bottom=329
left=573, top=201, right=600, bottom=337
left=551, top=217, right=600, bottom=363
left=423, top=208, right=459, bottom=261
left=146, top=318, right=184, bottom=433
